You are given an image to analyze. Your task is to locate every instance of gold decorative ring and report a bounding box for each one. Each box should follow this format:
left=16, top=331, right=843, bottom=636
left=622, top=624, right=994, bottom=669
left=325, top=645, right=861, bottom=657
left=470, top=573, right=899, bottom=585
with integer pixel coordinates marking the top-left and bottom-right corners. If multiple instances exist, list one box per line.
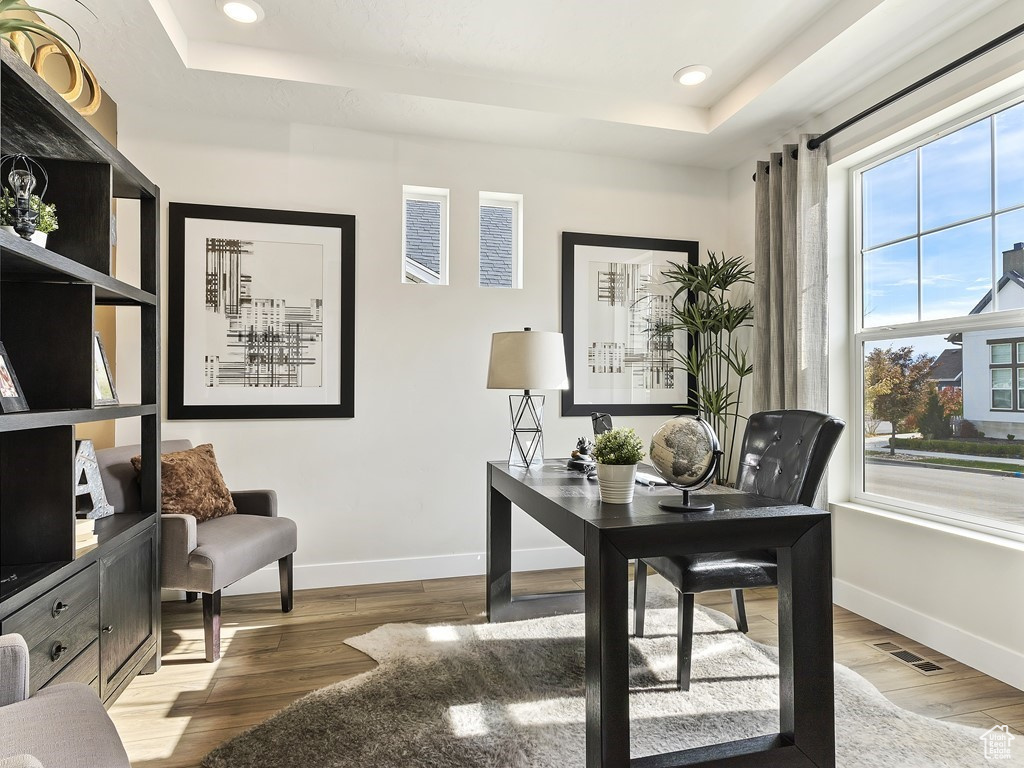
left=32, top=40, right=84, bottom=104
left=77, top=59, right=103, bottom=116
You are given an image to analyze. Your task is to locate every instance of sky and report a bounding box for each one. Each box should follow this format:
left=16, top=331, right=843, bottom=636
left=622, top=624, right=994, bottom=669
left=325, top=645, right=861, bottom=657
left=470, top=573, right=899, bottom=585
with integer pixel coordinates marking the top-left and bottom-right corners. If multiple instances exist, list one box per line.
left=862, top=101, right=1024, bottom=331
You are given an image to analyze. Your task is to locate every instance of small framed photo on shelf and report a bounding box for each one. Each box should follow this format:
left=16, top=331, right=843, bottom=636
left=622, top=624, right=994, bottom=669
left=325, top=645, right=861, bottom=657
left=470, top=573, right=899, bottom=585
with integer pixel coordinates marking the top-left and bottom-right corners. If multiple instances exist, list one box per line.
left=0, top=342, right=28, bottom=413
left=92, top=333, right=118, bottom=406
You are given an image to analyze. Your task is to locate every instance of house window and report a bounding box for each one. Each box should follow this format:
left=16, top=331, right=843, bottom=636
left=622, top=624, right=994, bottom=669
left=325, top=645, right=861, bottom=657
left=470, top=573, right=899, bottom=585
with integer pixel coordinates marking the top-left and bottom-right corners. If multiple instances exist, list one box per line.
left=854, top=98, right=1024, bottom=537
left=402, top=186, right=449, bottom=284
left=988, top=338, right=1024, bottom=410
left=478, top=192, right=522, bottom=288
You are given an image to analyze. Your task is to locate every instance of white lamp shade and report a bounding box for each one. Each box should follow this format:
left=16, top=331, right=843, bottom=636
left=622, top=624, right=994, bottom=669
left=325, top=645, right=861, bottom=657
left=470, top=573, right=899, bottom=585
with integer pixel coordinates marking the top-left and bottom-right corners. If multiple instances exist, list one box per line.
left=487, top=330, right=568, bottom=390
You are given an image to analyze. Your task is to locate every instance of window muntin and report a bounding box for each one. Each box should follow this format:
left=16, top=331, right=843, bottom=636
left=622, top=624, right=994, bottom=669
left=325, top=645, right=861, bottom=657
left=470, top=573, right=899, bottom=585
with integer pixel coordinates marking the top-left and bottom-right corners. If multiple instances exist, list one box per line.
left=859, top=101, right=1024, bottom=328
left=402, top=186, right=449, bottom=285
left=478, top=192, right=522, bottom=289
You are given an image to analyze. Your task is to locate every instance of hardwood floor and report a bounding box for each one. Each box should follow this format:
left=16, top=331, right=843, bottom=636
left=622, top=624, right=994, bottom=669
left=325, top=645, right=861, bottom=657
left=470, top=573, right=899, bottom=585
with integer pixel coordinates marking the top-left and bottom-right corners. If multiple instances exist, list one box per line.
left=109, top=568, right=1024, bottom=767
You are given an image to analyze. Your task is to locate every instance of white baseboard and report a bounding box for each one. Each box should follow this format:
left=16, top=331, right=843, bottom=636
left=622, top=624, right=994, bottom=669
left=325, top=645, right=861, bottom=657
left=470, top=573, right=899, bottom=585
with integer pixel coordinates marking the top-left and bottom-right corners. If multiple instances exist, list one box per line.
left=833, top=578, right=1024, bottom=692
left=162, top=545, right=584, bottom=601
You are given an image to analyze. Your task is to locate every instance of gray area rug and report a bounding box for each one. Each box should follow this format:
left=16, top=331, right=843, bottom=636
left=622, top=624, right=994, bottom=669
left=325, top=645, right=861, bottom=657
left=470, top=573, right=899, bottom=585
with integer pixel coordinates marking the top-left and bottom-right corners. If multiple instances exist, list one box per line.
left=203, top=584, right=1022, bottom=767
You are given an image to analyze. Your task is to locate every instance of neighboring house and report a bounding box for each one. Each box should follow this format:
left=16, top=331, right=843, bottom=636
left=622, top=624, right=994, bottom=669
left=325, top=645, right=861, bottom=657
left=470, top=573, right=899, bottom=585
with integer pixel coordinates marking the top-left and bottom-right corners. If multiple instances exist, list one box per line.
left=929, top=348, right=962, bottom=391
left=958, top=243, right=1024, bottom=437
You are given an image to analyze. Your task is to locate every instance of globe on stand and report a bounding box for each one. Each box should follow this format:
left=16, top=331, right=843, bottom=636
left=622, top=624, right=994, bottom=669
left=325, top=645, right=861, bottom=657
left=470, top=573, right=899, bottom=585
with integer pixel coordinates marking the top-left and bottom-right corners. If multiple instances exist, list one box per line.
left=649, top=414, right=723, bottom=512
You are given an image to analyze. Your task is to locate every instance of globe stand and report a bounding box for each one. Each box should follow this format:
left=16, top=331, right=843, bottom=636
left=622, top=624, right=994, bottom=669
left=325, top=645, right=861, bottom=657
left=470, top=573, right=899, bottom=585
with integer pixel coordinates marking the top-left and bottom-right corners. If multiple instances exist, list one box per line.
left=658, top=488, right=715, bottom=513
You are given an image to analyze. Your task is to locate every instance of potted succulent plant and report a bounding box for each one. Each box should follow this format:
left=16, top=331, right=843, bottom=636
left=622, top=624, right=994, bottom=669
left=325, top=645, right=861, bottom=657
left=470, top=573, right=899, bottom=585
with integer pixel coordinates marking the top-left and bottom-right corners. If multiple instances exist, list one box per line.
left=0, top=189, right=58, bottom=246
left=592, top=427, right=645, bottom=504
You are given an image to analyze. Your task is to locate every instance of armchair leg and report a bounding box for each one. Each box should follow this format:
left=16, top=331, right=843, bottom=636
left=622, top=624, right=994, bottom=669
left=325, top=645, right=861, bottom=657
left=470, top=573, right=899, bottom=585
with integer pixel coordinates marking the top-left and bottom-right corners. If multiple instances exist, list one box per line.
left=677, top=592, right=694, bottom=691
left=185, top=591, right=198, bottom=604
left=279, top=554, right=293, bottom=613
left=731, top=589, right=749, bottom=633
left=633, top=560, right=647, bottom=637
left=202, top=590, right=222, bottom=663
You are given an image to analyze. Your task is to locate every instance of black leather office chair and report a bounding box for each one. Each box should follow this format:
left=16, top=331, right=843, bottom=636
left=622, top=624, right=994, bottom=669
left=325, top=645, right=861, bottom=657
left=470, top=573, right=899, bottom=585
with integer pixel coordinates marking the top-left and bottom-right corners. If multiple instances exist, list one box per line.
left=634, top=409, right=845, bottom=690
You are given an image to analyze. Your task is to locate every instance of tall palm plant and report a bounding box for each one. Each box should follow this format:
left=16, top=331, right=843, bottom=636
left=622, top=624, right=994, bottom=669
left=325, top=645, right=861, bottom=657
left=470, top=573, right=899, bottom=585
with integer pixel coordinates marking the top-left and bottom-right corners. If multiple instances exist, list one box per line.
left=659, top=252, right=754, bottom=481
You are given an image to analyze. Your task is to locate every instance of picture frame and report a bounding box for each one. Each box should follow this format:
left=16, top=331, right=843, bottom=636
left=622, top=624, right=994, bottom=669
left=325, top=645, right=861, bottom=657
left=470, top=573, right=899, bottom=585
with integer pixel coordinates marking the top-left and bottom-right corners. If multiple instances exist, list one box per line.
left=0, top=341, right=28, bottom=413
left=92, top=333, right=118, bottom=406
left=561, top=231, right=699, bottom=417
left=168, top=203, right=356, bottom=420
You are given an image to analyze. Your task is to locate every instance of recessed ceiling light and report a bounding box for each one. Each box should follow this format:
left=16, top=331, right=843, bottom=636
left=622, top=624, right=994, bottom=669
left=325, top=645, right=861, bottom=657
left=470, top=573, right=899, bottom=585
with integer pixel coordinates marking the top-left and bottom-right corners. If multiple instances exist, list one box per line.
left=674, top=65, right=712, bottom=86
left=218, top=0, right=265, bottom=24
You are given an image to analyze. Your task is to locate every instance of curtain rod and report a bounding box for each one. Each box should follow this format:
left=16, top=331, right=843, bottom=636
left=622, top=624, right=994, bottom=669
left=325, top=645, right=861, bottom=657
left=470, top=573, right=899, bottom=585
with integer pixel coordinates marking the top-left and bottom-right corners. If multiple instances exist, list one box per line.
left=752, top=20, right=1024, bottom=182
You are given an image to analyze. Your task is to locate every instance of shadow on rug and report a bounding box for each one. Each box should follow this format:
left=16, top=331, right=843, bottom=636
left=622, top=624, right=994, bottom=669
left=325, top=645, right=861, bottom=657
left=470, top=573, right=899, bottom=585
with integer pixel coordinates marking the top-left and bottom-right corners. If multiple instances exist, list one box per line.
left=203, top=586, right=1021, bottom=768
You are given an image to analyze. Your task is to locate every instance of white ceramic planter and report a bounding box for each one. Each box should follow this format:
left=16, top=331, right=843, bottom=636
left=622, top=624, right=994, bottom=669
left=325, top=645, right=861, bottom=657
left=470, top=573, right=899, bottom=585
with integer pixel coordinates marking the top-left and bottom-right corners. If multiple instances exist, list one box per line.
left=596, top=463, right=637, bottom=504
left=2, top=226, right=47, bottom=247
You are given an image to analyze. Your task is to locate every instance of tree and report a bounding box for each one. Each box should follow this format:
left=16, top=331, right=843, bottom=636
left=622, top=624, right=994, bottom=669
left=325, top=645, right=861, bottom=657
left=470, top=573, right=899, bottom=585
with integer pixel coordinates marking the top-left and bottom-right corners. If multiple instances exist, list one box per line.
left=917, top=386, right=952, bottom=440
left=938, top=387, right=963, bottom=418
left=864, top=346, right=936, bottom=455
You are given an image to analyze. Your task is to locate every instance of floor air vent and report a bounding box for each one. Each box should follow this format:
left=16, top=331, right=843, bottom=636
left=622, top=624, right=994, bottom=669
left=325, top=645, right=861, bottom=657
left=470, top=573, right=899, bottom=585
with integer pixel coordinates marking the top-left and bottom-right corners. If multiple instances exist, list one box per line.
left=869, top=641, right=945, bottom=675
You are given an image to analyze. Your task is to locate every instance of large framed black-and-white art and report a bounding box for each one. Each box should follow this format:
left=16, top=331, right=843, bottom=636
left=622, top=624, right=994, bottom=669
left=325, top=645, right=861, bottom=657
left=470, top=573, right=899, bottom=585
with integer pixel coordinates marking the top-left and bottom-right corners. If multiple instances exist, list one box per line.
left=561, top=231, right=698, bottom=417
left=168, top=203, right=355, bottom=420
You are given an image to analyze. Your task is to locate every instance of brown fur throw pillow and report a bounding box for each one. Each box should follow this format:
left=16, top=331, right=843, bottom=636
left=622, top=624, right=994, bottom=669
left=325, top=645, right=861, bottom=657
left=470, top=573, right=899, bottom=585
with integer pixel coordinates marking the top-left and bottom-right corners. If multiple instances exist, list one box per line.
left=131, top=443, right=237, bottom=522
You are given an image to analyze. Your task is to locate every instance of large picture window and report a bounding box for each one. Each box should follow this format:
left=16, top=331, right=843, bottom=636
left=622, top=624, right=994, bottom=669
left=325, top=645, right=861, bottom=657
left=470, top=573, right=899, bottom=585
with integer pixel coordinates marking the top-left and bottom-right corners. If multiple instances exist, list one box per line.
left=853, top=99, right=1024, bottom=538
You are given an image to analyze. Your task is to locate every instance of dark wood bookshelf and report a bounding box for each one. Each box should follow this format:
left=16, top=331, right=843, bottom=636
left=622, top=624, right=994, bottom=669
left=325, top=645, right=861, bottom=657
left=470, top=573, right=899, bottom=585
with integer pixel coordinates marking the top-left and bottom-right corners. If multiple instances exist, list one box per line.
left=0, top=229, right=156, bottom=305
left=0, top=40, right=162, bottom=703
left=0, top=44, right=156, bottom=198
left=0, top=404, right=158, bottom=433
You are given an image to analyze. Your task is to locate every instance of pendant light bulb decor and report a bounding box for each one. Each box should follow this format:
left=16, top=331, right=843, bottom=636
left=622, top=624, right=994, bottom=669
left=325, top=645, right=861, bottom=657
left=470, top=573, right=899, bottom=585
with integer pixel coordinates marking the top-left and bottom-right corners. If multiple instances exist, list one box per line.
left=0, top=154, right=48, bottom=240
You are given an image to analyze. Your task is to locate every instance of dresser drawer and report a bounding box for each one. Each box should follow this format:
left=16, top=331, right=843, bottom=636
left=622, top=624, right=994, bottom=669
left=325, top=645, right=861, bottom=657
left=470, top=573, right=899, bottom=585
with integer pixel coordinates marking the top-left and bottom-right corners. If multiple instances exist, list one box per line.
left=28, top=599, right=99, bottom=694
left=2, top=564, right=98, bottom=641
left=41, top=639, right=99, bottom=694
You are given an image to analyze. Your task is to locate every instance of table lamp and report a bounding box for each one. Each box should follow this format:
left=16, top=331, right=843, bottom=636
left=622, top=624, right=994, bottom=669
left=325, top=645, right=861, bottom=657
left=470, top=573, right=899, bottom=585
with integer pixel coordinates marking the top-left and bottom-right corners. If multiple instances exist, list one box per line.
left=487, top=327, right=568, bottom=468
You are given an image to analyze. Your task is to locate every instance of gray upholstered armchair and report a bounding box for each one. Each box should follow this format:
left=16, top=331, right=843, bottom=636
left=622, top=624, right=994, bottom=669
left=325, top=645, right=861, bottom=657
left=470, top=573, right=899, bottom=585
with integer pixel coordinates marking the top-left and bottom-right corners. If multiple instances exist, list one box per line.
left=0, top=634, right=130, bottom=767
left=96, top=440, right=297, bottom=662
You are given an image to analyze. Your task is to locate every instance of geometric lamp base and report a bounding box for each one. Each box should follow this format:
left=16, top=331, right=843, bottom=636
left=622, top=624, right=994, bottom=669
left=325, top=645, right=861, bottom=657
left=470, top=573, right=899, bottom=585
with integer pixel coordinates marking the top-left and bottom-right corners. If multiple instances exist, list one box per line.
left=508, top=392, right=544, bottom=468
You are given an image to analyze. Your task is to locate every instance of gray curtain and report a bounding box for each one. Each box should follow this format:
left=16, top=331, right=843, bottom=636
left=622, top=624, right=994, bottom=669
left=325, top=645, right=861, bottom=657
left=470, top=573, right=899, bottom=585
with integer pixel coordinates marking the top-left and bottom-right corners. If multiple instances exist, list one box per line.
left=752, top=134, right=829, bottom=415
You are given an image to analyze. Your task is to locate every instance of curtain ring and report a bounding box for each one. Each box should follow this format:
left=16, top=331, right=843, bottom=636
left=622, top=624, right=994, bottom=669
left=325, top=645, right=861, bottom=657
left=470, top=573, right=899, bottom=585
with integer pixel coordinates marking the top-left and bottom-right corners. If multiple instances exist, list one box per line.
left=33, top=40, right=84, bottom=104
left=76, top=60, right=103, bottom=116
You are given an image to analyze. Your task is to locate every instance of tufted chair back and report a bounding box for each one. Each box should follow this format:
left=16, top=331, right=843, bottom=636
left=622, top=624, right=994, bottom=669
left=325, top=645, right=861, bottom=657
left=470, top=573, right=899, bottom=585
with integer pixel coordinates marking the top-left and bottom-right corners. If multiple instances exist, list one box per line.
left=734, top=410, right=845, bottom=507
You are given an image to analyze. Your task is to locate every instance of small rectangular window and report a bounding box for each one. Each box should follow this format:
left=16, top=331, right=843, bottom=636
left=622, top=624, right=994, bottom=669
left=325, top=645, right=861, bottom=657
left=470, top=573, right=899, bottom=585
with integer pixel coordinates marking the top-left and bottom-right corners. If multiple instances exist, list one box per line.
left=991, top=343, right=1012, bottom=365
left=403, top=186, right=449, bottom=285
left=992, top=368, right=1013, bottom=409
left=479, top=192, right=522, bottom=288
left=1018, top=368, right=1024, bottom=408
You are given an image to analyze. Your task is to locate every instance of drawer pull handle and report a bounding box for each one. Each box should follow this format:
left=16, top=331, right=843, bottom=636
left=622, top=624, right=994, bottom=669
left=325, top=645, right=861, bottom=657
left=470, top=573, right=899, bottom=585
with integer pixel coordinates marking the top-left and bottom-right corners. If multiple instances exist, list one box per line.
left=51, top=600, right=70, bottom=617
left=50, top=643, right=68, bottom=662
left=102, top=625, right=113, bottom=634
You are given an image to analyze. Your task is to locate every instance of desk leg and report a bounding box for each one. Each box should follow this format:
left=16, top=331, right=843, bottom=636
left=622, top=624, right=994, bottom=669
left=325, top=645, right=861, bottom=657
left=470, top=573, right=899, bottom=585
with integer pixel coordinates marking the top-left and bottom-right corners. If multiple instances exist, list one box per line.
left=486, top=470, right=512, bottom=622
left=585, top=526, right=629, bottom=767
left=778, top=517, right=835, bottom=767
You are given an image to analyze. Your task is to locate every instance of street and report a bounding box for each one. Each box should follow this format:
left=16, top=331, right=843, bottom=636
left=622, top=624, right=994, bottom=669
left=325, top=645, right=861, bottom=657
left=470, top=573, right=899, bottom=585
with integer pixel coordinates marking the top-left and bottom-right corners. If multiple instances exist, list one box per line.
left=864, top=461, right=1023, bottom=526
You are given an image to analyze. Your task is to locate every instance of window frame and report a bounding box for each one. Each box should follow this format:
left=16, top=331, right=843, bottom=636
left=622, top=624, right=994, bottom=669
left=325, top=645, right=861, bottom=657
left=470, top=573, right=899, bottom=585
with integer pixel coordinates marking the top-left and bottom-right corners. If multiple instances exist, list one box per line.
left=402, top=185, right=450, bottom=285
left=850, top=94, right=1024, bottom=541
left=478, top=191, right=523, bottom=289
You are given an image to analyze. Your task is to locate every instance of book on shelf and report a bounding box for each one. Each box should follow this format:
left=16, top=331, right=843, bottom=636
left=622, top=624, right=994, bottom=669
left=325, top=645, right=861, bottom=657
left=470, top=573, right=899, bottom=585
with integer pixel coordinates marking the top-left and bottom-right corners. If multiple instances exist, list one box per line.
left=75, top=517, right=97, bottom=555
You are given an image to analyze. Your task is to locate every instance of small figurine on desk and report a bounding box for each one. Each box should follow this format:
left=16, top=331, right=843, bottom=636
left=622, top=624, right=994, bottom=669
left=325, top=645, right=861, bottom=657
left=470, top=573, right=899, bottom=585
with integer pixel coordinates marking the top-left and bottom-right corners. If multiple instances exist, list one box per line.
left=567, top=437, right=596, bottom=473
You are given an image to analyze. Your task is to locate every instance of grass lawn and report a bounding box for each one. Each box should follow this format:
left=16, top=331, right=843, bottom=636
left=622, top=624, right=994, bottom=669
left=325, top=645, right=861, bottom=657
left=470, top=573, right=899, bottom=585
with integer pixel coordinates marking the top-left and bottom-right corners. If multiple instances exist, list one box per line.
left=865, top=450, right=1024, bottom=474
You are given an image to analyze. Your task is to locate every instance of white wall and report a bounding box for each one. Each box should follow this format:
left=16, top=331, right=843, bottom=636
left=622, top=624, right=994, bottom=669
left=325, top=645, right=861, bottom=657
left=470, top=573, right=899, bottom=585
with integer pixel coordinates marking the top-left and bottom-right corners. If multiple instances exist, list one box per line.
left=724, top=3, right=1024, bottom=689
left=114, top=110, right=728, bottom=594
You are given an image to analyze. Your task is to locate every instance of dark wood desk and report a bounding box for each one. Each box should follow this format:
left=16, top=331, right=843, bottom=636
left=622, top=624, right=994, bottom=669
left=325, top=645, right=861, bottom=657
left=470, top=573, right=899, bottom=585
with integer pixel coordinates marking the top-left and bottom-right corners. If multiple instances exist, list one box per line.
left=486, top=460, right=835, bottom=768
